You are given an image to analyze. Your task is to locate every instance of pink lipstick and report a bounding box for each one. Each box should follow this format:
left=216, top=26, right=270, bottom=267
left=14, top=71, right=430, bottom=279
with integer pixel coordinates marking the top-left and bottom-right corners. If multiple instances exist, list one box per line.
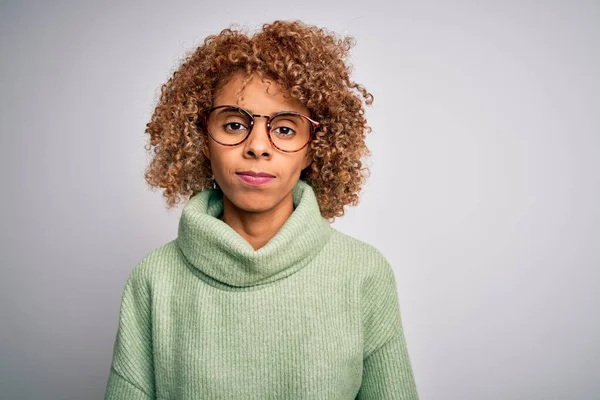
left=235, top=171, right=275, bottom=186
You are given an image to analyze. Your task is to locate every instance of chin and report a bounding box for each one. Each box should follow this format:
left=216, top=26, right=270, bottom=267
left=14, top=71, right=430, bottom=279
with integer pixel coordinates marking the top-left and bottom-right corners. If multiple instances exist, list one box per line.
left=225, top=189, right=275, bottom=212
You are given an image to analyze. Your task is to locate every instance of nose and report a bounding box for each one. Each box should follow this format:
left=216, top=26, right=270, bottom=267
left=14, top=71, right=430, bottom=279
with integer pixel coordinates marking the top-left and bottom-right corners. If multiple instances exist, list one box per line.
left=243, top=116, right=272, bottom=158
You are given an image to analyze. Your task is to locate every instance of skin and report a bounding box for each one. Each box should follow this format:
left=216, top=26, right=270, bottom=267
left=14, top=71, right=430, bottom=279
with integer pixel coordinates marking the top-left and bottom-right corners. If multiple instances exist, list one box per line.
left=202, top=72, right=314, bottom=250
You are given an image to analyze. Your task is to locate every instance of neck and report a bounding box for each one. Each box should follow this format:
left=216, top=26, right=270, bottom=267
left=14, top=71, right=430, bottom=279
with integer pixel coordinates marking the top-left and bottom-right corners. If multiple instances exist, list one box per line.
left=220, top=191, right=294, bottom=250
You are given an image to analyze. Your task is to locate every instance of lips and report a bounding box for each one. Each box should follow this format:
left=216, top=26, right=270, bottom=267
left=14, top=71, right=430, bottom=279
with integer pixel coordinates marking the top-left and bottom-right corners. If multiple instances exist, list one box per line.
left=235, top=171, right=275, bottom=186
left=236, top=171, right=275, bottom=178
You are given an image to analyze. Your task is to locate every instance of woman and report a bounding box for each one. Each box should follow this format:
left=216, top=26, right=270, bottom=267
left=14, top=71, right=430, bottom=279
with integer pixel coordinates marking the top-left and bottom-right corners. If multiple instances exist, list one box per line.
left=105, top=20, right=419, bottom=399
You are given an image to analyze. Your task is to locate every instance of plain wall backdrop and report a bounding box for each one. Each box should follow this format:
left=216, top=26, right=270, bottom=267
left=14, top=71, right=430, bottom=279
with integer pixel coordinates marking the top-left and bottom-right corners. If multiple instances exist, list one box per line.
left=1, top=1, right=598, bottom=399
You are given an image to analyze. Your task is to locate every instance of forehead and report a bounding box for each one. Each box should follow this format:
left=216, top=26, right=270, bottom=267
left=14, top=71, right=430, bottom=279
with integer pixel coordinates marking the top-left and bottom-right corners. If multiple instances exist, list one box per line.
left=213, top=73, right=309, bottom=115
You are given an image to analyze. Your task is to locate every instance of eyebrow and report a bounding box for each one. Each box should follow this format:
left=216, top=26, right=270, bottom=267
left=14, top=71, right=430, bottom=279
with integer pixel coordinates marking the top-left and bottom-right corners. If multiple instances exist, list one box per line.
left=214, top=105, right=304, bottom=116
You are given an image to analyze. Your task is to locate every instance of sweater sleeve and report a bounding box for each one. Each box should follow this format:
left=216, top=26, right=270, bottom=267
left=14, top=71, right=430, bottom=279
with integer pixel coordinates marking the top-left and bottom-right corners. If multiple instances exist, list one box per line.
left=105, top=268, right=155, bottom=400
left=356, top=254, right=419, bottom=399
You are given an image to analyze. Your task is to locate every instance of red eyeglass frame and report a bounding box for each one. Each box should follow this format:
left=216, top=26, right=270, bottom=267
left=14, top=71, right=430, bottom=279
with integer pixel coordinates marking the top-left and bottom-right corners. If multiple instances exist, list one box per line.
left=198, top=105, right=321, bottom=153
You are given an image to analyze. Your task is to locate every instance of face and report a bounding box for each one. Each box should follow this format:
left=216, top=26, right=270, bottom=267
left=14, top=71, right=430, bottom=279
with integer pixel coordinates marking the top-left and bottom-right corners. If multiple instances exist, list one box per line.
left=202, top=72, right=313, bottom=215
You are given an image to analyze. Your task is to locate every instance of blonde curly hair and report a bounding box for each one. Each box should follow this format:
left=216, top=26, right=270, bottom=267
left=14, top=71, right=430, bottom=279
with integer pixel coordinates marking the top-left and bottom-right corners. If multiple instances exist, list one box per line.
left=144, top=19, right=374, bottom=221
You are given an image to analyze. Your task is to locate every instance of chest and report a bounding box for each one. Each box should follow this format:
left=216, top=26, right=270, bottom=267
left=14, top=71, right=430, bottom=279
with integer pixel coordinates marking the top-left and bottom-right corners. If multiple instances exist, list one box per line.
left=151, top=281, right=364, bottom=399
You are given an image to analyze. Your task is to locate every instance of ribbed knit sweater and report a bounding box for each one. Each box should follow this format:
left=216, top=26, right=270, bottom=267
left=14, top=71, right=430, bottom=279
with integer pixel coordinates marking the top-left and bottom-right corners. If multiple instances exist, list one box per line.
left=104, top=179, right=419, bottom=399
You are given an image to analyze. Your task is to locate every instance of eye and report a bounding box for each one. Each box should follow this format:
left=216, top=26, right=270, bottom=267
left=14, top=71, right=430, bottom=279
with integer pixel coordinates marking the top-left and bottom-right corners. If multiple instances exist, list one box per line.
left=272, top=126, right=296, bottom=137
left=223, top=122, right=249, bottom=134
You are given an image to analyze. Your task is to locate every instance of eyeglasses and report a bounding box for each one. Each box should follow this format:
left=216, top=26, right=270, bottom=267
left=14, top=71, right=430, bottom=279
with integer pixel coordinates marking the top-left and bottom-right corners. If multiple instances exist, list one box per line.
left=198, top=105, right=320, bottom=153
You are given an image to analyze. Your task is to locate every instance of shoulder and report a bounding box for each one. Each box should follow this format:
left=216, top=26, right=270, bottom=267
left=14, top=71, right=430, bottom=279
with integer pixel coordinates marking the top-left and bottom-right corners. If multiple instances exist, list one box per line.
left=124, top=239, right=181, bottom=288
left=327, top=229, right=406, bottom=356
left=328, top=227, right=386, bottom=258
left=327, top=227, right=395, bottom=282
left=327, top=228, right=403, bottom=356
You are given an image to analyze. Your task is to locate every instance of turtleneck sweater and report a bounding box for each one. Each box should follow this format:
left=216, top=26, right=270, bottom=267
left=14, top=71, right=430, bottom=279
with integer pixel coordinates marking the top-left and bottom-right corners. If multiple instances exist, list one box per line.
left=104, top=179, right=419, bottom=399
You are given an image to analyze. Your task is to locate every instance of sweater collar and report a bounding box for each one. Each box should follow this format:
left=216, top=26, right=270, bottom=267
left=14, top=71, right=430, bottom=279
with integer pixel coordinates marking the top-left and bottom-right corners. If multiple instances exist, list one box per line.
left=176, top=179, right=332, bottom=288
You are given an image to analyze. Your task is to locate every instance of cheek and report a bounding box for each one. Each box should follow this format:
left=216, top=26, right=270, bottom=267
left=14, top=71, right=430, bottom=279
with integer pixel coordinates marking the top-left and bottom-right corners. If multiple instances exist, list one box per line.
left=208, top=147, right=237, bottom=179
left=210, top=155, right=226, bottom=176
left=294, top=151, right=311, bottom=172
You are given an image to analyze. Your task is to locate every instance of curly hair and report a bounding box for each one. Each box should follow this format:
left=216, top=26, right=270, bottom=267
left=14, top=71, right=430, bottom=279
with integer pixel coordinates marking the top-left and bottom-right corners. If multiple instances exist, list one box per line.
left=144, top=19, right=374, bottom=221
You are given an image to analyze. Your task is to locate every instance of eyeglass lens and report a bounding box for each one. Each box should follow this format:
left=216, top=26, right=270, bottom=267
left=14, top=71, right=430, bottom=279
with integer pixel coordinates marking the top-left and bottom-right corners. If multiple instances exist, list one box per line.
left=206, top=107, right=312, bottom=151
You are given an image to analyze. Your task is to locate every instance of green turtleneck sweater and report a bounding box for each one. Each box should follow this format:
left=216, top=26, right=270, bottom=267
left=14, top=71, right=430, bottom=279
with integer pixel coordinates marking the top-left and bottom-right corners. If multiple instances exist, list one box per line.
left=104, top=179, right=419, bottom=399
